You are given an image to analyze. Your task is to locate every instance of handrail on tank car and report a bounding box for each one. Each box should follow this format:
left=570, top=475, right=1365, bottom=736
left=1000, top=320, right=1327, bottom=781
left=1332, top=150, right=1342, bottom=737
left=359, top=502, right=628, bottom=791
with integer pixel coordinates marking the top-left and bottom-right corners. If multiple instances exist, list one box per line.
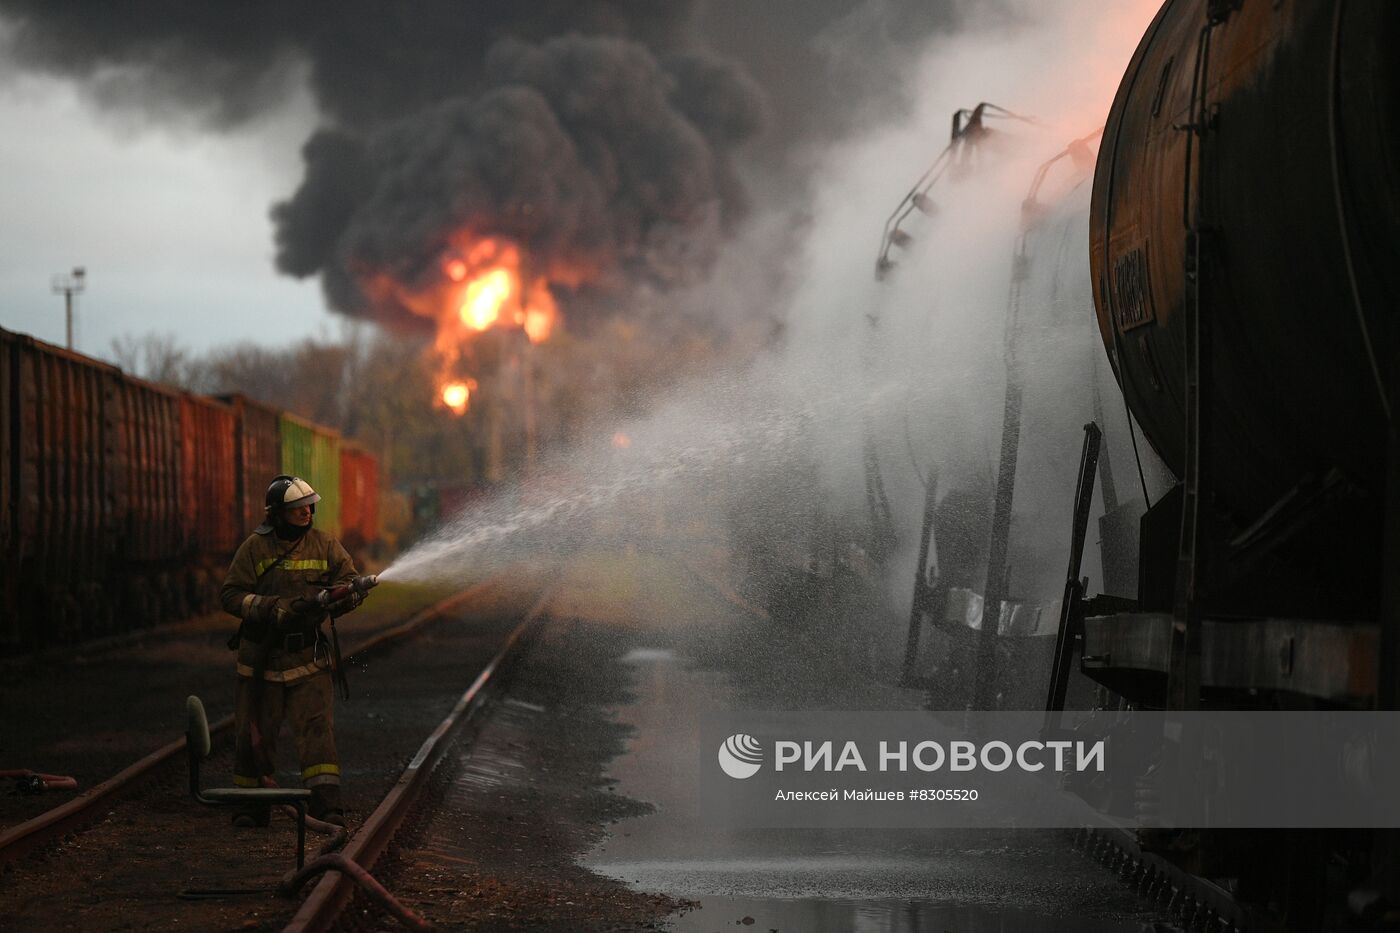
left=875, top=102, right=1037, bottom=280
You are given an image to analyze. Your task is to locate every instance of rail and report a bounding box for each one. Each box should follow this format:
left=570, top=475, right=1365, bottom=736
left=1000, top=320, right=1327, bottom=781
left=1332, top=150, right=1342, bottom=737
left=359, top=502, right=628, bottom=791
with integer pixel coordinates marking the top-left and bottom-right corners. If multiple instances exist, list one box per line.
left=0, top=582, right=496, bottom=864
left=283, top=586, right=553, bottom=932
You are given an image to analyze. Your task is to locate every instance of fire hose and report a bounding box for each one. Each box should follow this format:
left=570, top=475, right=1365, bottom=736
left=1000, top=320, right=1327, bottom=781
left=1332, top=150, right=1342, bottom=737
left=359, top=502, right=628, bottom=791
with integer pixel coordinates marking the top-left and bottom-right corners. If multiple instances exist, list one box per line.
left=2, top=769, right=78, bottom=794
left=292, top=574, right=379, bottom=701
left=278, top=853, right=435, bottom=930
left=258, top=776, right=349, bottom=856
left=312, top=574, right=380, bottom=609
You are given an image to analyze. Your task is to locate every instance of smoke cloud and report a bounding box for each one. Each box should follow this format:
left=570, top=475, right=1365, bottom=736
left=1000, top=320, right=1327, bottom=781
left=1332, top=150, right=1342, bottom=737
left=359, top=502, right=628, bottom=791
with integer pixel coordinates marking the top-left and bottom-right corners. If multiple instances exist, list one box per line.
left=275, top=35, right=763, bottom=327
left=0, top=0, right=968, bottom=328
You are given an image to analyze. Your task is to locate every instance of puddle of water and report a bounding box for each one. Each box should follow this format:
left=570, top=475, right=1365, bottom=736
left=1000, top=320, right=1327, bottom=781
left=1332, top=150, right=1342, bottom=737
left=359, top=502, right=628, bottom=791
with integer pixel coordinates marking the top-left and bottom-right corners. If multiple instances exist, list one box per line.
left=588, top=648, right=1159, bottom=933
left=621, top=647, right=677, bottom=664
left=667, top=895, right=1150, bottom=933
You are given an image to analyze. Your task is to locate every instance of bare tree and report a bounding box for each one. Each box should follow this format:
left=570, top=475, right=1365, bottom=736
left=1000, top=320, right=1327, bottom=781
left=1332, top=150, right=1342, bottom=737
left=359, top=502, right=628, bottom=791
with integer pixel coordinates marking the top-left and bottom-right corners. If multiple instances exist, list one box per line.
left=109, top=332, right=191, bottom=387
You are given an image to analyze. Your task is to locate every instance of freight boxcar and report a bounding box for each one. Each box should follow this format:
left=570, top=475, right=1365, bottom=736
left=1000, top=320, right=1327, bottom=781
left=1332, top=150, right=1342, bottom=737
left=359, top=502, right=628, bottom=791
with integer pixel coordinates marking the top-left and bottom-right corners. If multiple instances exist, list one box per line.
left=221, top=393, right=282, bottom=537
left=279, top=412, right=341, bottom=538
left=0, top=326, right=382, bottom=655
left=3, top=328, right=122, bottom=645
left=339, top=441, right=379, bottom=557
left=0, top=330, right=12, bottom=645
left=112, top=372, right=183, bottom=629
left=179, top=392, right=238, bottom=612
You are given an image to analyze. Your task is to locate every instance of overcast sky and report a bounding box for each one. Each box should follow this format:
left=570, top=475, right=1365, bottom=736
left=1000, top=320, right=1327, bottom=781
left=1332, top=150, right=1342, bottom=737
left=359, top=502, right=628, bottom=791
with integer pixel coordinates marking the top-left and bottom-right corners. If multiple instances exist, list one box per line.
left=0, top=68, right=341, bottom=359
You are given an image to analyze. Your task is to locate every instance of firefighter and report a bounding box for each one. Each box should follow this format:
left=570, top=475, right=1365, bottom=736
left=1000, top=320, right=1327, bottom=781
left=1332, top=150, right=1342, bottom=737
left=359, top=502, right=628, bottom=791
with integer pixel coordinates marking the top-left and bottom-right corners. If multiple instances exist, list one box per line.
left=220, top=474, right=365, bottom=827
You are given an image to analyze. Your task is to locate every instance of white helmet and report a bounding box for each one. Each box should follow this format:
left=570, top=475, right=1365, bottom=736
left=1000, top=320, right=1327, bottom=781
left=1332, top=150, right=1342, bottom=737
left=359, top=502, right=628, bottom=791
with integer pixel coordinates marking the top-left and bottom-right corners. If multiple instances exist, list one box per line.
left=256, top=474, right=321, bottom=532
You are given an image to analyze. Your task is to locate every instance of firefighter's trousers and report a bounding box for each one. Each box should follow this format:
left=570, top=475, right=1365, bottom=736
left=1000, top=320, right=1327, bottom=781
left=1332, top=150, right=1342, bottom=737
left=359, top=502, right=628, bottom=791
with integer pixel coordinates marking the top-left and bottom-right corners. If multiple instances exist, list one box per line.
left=233, top=670, right=341, bottom=812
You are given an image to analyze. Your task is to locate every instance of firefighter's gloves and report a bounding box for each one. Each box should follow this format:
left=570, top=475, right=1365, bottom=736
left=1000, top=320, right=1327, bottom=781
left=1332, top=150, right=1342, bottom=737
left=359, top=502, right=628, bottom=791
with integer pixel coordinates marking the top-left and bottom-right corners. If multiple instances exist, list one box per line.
left=327, top=591, right=365, bottom=618
left=239, top=587, right=361, bottom=630
left=242, top=594, right=317, bottom=627
left=242, top=594, right=282, bottom=624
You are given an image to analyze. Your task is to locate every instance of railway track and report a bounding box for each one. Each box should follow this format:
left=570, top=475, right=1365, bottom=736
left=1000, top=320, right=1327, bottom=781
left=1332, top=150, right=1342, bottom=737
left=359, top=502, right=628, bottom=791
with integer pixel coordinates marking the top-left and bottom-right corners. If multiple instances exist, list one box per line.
left=282, top=587, right=551, bottom=932
left=1072, top=827, right=1247, bottom=933
left=0, top=584, right=496, bottom=865
left=0, top=576, right=554, bottom=932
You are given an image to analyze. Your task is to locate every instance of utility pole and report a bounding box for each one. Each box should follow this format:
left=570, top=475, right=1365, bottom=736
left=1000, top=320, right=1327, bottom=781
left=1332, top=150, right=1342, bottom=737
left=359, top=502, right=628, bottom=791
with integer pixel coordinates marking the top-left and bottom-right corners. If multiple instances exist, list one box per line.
left=51, top=266, right=86, bottom=350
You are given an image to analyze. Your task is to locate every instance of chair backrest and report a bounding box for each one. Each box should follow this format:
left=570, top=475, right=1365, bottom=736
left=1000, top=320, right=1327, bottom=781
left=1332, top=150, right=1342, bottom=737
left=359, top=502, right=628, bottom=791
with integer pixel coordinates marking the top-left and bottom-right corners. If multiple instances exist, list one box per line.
left=185, top=695, right=211, bottom=759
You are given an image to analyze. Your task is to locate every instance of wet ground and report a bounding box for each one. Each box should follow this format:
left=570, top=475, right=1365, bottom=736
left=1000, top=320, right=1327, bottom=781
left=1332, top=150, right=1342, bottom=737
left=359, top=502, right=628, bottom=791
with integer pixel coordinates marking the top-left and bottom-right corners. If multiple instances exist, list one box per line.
left=557, top=552, right=1169, bottom=933
left=0, top=578, right=460, bottom=830
left=372, top=620, right=687, bottom=932
left=0, top=548, right=1174, bottom=930
left=0, top=574, right=545, bottom=931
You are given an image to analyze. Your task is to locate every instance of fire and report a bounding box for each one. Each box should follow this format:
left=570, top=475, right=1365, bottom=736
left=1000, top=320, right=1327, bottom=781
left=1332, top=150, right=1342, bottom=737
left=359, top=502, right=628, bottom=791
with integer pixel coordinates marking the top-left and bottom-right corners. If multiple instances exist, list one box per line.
left=436, top=238, right=558, bottom=344
left=523, top=278, right=557, bottom=344
left=612, top=432, right=631, bottom=449
left=362, top=234, right=566, bottom=417
left=441, top=380, right=475, bottom=414
left=460, top=267, right=512, bottom=331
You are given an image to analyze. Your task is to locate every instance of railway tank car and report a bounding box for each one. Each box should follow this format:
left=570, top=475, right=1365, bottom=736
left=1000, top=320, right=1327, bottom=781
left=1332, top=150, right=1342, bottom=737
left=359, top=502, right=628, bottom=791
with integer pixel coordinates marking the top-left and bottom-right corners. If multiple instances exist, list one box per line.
left=1083, top=0, right=1399, bottom=710
left=899, top=5, right=1399, bottom=926
left=898, top=126, right=1177, bottom=712
left=1059, top=1, right=1400, bottom=928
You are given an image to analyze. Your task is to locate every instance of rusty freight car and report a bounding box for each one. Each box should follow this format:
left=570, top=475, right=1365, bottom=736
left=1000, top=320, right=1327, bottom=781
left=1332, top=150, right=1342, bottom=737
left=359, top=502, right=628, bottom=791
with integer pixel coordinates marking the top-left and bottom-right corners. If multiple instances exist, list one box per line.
left=1, top=327, right=123, bottom=646
left=179, top=392, right=238, bottom=613
left=0, top=327, right=383, bottom=655
left=111, top=372, right=183, bottom=629
left=221, top=393, right=282, bottom=539
left=339, top=441, right=380, bottom=560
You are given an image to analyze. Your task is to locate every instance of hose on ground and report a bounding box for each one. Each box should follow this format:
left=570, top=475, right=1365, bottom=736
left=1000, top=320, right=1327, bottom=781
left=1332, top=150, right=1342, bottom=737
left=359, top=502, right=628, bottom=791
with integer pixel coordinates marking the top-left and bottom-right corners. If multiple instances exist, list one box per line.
left=1, top=769, right=79, bottom=793
left=257, top=776, right=348, bottom=855
left=275, top=803, right=348, bottom=857
left=278, top=853, right=434, bottom=931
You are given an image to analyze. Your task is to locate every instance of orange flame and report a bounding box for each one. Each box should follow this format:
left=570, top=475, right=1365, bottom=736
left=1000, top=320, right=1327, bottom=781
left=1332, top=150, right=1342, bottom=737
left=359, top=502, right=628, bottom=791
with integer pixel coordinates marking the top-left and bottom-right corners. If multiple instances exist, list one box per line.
left=523, top=278, right=557, bottom=344
left=460, top=267, right=512, bottom=331
left=361, top=234, right=566, bottom=417
left=440, top=378, right=477, bottom=415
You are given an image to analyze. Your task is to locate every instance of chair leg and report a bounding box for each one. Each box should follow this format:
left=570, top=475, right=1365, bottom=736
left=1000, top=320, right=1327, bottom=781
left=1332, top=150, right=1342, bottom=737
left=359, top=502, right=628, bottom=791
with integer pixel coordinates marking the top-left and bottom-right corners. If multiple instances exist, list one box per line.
left=295, top=802, right=306, bottom=869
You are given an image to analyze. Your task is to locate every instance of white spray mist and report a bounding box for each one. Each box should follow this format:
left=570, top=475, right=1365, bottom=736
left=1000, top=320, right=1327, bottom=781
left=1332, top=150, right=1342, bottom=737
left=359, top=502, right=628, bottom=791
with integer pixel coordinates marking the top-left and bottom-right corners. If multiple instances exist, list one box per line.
left=379, top=1, right=1166, bottom=628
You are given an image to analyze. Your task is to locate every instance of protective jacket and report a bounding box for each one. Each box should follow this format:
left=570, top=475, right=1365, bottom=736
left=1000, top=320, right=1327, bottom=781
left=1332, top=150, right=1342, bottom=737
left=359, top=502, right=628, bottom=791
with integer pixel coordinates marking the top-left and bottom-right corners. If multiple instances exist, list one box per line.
left=220, top=527, right=357, bottom=684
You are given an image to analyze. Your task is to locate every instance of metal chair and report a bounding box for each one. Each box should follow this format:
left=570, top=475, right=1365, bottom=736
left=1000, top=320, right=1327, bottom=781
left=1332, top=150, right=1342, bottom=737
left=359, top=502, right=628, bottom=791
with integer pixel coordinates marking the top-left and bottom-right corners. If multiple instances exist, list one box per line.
left=185, top=695, right=310, bottom=870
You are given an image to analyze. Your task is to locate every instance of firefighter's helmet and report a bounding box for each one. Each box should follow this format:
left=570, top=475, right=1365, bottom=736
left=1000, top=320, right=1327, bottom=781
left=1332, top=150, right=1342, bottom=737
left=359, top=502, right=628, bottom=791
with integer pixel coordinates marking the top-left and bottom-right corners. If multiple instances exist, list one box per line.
left=265, top=474, right=321, bottom=516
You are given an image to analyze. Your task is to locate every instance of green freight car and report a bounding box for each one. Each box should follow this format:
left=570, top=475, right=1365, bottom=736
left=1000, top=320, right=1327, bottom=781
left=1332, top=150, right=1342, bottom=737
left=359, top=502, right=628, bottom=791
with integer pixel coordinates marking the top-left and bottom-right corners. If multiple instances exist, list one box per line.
left=278, top=412, right=342, bottom=537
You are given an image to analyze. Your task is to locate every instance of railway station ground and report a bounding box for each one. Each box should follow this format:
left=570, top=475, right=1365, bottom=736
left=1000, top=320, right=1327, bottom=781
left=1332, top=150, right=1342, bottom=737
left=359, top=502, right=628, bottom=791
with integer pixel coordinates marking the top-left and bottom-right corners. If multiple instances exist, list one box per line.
left=0, top=548, right=1168, bottom=931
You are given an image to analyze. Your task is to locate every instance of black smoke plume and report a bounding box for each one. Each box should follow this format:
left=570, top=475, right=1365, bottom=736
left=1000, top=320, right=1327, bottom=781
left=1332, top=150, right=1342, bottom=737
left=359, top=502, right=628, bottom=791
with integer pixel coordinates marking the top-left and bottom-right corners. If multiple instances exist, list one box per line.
left=0, top=1, right=762, bottom=327
left=0, top=1, right=970, bottom=327
left=276, top=34, right=765, bottom=327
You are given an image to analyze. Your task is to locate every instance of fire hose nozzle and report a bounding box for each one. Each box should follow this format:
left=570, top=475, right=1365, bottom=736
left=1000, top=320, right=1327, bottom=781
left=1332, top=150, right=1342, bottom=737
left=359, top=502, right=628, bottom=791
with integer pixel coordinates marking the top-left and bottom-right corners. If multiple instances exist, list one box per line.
left=315, top=574, right=380, bottom=608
